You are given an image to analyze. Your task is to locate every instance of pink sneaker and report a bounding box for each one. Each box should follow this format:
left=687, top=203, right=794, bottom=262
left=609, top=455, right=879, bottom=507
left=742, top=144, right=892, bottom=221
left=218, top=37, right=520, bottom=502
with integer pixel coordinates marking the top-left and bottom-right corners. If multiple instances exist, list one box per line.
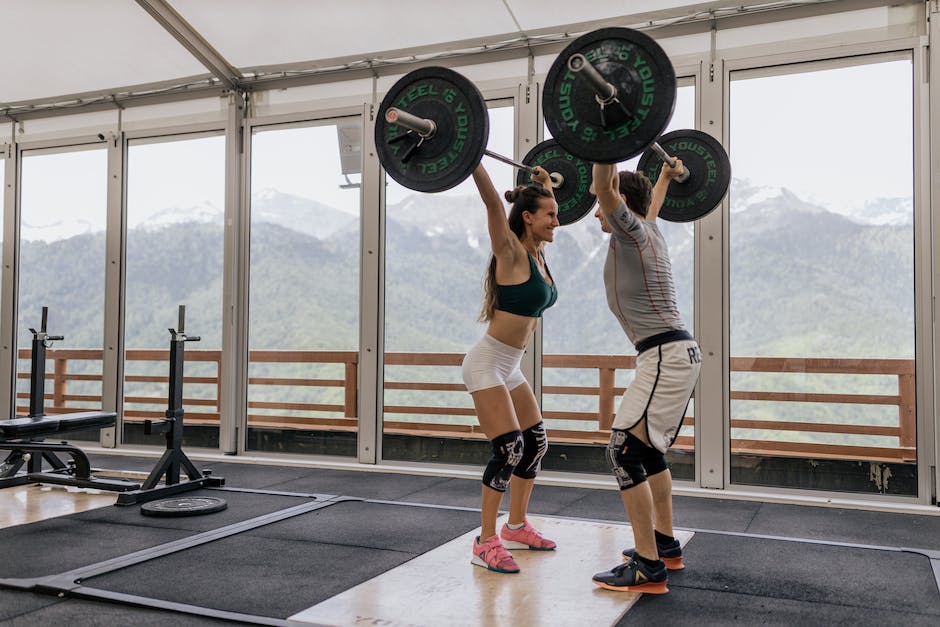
left=500, top=520, right=557, bottom=550
left=472, top=535, right=520, bottom=573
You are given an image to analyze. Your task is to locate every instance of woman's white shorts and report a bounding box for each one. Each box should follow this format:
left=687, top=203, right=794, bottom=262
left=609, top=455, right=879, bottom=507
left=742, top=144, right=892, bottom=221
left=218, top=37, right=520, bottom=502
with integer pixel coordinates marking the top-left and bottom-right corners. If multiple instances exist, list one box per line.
left=614, top=338, right=702, bottom=453
left=461, top=334, right=527, bottom=394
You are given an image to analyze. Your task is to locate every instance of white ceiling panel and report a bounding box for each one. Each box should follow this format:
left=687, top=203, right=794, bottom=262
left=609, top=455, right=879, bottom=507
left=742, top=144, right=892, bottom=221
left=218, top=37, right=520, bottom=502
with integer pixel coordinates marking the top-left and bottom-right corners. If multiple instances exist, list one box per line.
left=508, top=0, right=694, bottom=31
left=170, top=0, right=521, bottom=70
left=507, top=0, right=792, bottom=32
left=0, top=0, right=914, bottom=117
left=1, top=0, right=209, bottom=104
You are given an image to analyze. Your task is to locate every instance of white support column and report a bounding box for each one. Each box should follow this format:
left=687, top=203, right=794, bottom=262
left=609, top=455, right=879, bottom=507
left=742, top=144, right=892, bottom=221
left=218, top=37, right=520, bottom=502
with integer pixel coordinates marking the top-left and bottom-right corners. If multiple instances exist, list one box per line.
left=100, top=132, right=125, bottom=447
left=219, top=93, right=248, bottom=455
left=359, top=101, right=384, bottom=464
left=928, top=0, right=940, bottom=506
left=695, top=49, right=727, bottom=490
left=516, top=80, right=543, bottom=400
left=0, top=143, right=17, bottom=417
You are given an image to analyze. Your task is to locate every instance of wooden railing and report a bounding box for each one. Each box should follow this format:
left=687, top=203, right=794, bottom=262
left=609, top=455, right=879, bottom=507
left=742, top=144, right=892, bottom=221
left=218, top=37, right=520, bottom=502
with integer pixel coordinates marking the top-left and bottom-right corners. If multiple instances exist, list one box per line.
left=16, top=349, right=916, bottom=463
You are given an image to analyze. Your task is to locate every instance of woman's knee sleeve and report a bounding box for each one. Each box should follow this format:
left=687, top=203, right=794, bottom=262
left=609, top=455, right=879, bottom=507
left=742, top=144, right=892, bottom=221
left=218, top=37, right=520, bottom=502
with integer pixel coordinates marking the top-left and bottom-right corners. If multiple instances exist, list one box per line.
left=513, top=422, right=548, bottom=479
left=482, top=430, right=524, bottom=492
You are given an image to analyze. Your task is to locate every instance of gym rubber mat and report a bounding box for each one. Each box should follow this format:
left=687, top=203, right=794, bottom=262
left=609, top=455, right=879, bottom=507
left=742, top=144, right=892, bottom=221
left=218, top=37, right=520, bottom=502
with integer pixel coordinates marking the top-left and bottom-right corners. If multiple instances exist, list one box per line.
left=0, top=489, right=321, bottom=579
left=622, top=532, right=940, bottom=625
left=81, top=500, right=479, bottom=618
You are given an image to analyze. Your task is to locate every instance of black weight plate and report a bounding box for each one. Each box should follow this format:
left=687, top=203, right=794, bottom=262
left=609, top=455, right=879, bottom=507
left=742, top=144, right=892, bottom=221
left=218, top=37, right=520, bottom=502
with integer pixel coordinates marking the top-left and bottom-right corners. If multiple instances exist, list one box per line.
left=517, top=139, right=595, bottom=226
left=543, top=27, right=676, bottom=164
left=140, top=496, right=228, bottom=517
left=375, top=66, right=488, bottom=193
left=638, top=129, right=731, bottom=222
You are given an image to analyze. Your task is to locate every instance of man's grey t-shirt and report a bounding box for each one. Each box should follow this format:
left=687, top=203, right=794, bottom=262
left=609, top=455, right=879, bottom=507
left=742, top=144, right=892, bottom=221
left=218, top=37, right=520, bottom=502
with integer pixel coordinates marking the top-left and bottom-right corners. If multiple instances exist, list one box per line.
left=603, top=200, right=685, bottom=346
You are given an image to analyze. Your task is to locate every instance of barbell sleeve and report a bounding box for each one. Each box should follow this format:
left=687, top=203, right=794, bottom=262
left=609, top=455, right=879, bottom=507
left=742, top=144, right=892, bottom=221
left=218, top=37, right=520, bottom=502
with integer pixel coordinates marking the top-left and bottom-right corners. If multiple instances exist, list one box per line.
left=381, top=126, right=541, bottom=179
left=385, top=107, right=436, bottom=138
left=567, top=53, right=617, bottom=102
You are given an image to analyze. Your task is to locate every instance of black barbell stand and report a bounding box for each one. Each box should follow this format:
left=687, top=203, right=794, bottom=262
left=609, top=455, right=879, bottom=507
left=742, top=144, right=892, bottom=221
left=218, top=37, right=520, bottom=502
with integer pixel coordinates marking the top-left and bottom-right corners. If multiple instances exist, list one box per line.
left=116, top=305, right=224, bottom=505
left=27, top=306, right=64, bottom=419
left=22, top=307, right=66, bottom=476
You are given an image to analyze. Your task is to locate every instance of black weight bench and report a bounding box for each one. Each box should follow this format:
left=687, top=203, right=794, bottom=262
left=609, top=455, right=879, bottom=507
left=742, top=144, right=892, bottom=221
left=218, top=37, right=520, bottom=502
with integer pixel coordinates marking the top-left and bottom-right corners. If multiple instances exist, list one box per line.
left=0, top=308, right=139, bottom=492
left=0, top=411, right=138, bottom=491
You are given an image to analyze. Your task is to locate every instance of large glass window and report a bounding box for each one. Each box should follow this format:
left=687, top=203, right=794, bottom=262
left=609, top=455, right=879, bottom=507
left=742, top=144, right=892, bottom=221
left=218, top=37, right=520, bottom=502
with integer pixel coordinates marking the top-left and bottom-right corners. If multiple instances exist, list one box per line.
left=542, top=83, right=697, bottom=478
left=246, top=119, right=361, bottom=456
left=18, top=146, right=107, bottom=439
left=124, top=134, right=225, bottom=448
left=383, top=103, right=515, bottom=465
left=0, top=157, right=4, bottom=334
left=729, top=56, right=915, bottom=495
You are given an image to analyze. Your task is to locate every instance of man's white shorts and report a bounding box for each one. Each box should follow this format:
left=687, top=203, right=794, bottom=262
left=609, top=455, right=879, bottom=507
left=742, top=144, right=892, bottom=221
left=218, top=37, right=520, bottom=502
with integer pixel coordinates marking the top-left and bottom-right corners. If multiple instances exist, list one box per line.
left=614, top=338, right=701, bottom=453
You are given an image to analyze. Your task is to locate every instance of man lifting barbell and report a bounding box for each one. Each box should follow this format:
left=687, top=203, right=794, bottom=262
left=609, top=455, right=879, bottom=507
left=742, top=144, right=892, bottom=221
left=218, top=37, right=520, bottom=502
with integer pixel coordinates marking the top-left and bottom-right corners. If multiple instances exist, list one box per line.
left=589, top=158, right=701, bottom=594
left=540, top=25, right=714, bottom=594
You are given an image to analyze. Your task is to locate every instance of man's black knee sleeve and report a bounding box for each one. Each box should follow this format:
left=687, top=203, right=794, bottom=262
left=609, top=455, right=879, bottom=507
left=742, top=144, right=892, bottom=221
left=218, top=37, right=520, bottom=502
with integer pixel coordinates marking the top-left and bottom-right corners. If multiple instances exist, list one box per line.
left=482, top=430, right=524, bottom=492
left=643, top=446, right=669, bottom=477
left=606, top=429, right=648, bottom=490
left=513, top=422, right=547, bottom=479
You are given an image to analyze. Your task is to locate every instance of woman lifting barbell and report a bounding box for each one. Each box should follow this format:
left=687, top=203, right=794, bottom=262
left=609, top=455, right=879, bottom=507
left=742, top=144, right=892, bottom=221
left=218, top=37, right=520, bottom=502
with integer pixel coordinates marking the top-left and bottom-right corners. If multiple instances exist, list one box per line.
left=462, top=163, right=560, bottom=574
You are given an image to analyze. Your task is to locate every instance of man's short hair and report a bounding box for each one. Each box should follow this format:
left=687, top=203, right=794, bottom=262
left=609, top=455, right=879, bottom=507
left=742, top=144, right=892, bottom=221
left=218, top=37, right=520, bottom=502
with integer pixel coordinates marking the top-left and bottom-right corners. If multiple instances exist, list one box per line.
left=618, top=171, right=653, bottom=218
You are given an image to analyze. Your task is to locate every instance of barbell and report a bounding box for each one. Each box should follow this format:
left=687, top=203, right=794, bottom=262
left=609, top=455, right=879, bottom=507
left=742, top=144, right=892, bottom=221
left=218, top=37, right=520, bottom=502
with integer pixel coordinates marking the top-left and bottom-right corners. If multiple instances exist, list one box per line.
left=374, top=27, right=731, bottom=224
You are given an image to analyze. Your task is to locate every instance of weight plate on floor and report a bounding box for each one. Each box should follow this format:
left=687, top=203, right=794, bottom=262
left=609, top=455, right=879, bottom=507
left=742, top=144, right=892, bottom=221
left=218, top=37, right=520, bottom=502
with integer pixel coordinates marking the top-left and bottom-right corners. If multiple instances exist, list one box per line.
left=637, top=129, right=731, bottom=222
left=517, top=139, right=595, bottom=226
left=141, top=496, right=228, bottom=517
left=543, top=27, right=677, bottom=164
left=375, top=66, right=489, bottom=193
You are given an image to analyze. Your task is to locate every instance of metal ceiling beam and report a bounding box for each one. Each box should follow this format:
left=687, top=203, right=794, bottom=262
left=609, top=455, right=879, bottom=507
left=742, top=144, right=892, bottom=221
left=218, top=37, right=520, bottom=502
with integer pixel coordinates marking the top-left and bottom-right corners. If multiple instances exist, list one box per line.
left=134, top=0, right=243, bottom=91
left=0, top=85, right=227, bottom=123
left=0, top=74, right=215, bottom=110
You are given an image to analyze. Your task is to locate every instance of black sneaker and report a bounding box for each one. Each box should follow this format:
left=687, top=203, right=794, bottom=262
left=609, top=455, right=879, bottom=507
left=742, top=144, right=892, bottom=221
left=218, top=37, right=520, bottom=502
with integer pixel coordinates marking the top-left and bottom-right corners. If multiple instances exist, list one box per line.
left=593, top=557, right=669, bottom=594
left=622, top=536, right=684, bottom=570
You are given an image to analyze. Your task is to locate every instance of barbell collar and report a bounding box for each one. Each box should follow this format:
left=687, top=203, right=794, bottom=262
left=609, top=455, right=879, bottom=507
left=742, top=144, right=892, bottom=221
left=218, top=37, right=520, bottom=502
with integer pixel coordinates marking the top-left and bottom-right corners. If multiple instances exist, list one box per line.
left=650, top=141, right=690, bottom=183
left=385, top=107, right=436, bottom=138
